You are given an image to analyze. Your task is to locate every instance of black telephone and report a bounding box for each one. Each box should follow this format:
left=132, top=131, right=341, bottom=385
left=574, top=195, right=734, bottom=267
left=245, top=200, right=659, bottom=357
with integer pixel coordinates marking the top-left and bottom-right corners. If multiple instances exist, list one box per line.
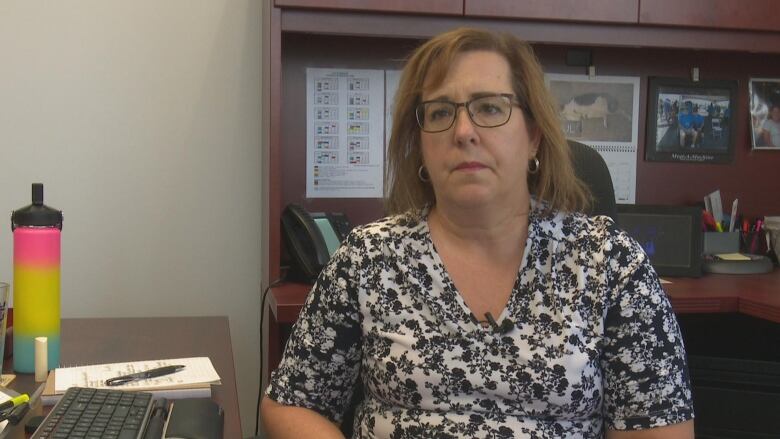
left=281, top=203, right=353, bottom=282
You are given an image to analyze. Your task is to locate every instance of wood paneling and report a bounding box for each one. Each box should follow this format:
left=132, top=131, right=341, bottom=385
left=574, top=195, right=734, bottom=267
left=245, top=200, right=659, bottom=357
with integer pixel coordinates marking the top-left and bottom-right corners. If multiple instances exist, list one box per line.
left=281, top=9, right=780, bottom=54
left=640, top=0, right=780, bottom=32
left=536, top=44, right=780, bottom=218
left=275, top=0, right=463, bottom=15
left=267, top=3, right=780, bottom=335
left=465, top=0, right=638, bottom=24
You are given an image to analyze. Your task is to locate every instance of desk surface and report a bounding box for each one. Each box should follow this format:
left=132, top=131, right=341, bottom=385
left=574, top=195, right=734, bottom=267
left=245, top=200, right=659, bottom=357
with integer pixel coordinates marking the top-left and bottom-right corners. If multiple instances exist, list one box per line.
left=270, top=270, right=780, bottom=323
left=664, top=271, right=780, bottom=322
left=3, top=316, right=241, bottom=438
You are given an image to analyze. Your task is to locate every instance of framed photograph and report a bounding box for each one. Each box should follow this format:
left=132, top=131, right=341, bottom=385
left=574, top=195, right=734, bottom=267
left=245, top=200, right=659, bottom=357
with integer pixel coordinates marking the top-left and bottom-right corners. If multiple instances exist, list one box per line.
left=545, top=73, right=640, bottom=204
left=749, top=78, right=780, bottom=149
left=616, top=204, right=702, bottom=277
left=646, top=77, right=737, bottom=164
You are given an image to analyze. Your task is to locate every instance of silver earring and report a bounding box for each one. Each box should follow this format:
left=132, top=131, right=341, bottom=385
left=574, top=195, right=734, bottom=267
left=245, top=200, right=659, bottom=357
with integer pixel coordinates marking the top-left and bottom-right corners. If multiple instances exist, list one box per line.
left=528, top=157, right=540, bottom=174
left=418, top=165, right=430, bottom=182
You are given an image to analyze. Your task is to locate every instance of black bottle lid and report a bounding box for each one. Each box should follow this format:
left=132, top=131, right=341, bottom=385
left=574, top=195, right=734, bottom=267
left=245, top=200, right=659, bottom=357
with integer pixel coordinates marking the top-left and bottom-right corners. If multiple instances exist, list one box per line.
left=11, top=183, right=63, bottom=230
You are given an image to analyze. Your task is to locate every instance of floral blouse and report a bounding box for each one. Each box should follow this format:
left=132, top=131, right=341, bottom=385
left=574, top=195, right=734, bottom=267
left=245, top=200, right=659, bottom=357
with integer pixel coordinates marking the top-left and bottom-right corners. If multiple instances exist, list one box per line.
left=267, top=205, right=694, bottom=438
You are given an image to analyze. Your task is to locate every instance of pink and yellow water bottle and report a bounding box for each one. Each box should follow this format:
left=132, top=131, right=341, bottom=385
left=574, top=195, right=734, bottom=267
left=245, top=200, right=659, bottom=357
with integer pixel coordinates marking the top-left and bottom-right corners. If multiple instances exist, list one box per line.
left=11, top=183, right=62, bottom=373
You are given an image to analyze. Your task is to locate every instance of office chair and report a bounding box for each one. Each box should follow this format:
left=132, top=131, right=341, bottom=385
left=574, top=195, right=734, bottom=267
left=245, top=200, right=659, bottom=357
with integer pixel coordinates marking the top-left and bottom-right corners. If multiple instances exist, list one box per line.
left=567, top=139, right=617, bottom=221
left=252, top=140, right=617, bottom=439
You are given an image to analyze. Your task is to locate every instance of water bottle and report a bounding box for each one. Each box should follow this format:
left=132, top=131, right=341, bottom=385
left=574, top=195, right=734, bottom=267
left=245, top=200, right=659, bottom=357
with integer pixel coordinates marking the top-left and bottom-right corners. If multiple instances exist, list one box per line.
left=11, top=183, right=62, bottom=373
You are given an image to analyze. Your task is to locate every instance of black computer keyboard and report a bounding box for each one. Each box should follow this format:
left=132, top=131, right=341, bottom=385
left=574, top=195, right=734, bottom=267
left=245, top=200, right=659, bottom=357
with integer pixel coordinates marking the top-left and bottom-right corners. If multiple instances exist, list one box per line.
left=32, top=387, right=154, bottom=439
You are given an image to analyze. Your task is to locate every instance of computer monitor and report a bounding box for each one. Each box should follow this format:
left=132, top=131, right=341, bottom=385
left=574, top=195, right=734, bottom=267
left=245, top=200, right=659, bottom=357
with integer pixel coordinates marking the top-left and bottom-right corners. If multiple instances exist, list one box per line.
left=616, top=204, right=702, bottom=277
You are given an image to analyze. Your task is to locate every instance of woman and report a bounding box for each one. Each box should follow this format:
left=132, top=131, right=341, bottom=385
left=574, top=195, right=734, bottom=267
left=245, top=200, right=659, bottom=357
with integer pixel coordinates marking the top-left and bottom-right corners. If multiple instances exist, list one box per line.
left=760, top=103, right=780, bottom=147
left=262, top=28, right=694, bottom=438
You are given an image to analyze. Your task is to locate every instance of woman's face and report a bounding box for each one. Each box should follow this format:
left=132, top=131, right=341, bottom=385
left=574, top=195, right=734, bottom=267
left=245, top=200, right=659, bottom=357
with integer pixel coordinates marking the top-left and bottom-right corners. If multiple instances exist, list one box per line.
left=771, top=106, right=780, bottom=121
left=419, top=50, right=538, bottom=211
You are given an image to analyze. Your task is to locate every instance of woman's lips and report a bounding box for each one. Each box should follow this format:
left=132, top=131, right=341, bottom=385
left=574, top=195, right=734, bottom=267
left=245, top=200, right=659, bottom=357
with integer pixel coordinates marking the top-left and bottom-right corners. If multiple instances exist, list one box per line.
left=454, top=161, right=486, bottom=171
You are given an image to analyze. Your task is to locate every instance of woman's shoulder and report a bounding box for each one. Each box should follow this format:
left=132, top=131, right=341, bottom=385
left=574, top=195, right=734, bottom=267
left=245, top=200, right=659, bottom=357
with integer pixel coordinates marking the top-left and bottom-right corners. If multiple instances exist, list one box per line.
left=346, top=210, right=426, bottom=243
left=534, top=207, right=643, bottom=255
left=532, top=206, right=616, bottom=241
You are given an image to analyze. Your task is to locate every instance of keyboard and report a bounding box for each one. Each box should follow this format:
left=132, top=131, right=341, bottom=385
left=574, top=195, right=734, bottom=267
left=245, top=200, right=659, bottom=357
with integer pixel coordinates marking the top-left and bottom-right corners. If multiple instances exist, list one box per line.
left=32, top=387, right=154, bottom=439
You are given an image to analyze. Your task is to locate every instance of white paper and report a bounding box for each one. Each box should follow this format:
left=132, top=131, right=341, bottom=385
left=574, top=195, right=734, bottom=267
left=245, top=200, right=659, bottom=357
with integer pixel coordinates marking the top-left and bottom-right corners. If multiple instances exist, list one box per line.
left=545, top=74, right=640, bottom=204
left=54, top=357, right=221, bottom=392
left=0, top=389, right=11, bottom=431
left=306, top=68, right=385, bottom=198
left=707, top=190, right=724, bottom=224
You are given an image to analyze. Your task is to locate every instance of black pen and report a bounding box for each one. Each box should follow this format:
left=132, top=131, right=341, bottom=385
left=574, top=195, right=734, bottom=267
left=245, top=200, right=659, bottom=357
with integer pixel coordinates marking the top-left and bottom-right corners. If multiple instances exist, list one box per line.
left=105, top=365, right=186, bottom=386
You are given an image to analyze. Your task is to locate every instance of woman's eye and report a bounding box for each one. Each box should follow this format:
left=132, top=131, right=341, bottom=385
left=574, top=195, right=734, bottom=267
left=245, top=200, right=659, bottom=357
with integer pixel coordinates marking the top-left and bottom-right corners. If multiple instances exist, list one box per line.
left=428, top=107, right=453, bottom=121
left=476, top=103, right=503, bottom=115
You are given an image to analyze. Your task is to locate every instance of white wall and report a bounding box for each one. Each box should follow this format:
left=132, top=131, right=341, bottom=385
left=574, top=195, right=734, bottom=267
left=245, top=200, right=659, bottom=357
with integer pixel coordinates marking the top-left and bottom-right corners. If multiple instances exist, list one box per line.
left=0, top=1, right=263, bottom=435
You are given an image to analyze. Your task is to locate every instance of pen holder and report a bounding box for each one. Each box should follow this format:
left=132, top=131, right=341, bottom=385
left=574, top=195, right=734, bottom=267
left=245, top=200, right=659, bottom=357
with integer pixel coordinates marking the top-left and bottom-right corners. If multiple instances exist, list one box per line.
left=703, top=231, right=740, bottom=255
left=740, top=230, right=769, bottom=255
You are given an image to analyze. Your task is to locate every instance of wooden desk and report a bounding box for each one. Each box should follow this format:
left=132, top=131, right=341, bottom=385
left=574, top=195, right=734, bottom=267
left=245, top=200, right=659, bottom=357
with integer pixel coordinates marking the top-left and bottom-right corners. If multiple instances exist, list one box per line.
left=2, top=316, right=241, bottom=438
left=267, top=270, right=780, bottom=374
left=665, top=271, right=780, bottom=323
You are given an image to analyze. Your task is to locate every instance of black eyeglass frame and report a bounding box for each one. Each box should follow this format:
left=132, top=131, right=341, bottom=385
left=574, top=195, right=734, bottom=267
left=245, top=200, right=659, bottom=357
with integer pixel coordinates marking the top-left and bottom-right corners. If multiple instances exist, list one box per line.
left=415, top=93, right=523, bottom=133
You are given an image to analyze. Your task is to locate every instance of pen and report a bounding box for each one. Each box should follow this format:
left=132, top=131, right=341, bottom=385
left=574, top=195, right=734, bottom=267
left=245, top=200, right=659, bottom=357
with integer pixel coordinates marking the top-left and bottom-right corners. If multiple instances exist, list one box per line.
left=0, top=394, right=29, bottom=413
left=105, top=364, right=186, bottom=386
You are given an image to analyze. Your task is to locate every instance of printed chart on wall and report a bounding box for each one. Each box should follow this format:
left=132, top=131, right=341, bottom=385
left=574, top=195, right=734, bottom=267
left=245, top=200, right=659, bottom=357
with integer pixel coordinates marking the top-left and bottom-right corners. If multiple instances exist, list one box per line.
left=545, top=74, right=640, bottom=204
left=306, top=68, right=385, bottom=198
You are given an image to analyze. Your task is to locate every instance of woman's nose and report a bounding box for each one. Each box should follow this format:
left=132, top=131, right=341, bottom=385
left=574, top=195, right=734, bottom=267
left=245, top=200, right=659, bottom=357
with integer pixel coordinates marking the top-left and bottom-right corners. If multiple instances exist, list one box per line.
left=452, top=107, right=478, bottom=143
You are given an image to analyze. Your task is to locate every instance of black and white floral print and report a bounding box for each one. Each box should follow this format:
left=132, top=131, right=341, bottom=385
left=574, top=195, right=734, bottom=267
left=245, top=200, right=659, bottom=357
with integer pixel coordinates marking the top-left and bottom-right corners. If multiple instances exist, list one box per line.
left=267, top=201, right=694, bottom=438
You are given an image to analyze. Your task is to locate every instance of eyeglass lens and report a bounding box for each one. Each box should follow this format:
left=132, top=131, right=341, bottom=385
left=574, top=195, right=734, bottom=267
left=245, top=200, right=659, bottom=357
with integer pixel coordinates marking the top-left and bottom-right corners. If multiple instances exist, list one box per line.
left=418, top=95, right=513, bottom=132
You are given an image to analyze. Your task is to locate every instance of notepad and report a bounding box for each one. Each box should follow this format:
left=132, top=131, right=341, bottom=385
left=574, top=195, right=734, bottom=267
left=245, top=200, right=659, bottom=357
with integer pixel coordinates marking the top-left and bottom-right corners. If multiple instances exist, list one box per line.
left=42, top=357, right=221, bottom=405
left=715, top=252, right=752, bottom=261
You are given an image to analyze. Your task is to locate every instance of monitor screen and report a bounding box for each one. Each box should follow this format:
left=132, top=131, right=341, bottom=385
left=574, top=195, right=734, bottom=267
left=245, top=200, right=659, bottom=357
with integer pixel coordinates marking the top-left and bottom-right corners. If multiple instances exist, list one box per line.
left=616, top=205, right=702, bottom=277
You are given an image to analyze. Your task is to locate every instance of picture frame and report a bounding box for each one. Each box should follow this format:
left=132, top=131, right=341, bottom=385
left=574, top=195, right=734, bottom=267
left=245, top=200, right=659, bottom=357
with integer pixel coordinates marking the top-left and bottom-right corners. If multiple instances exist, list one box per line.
left=545, top=73, right=640, bottom=204
left=616, top=204, right=702, bottom=277
left=646, top=77, right=737, bottom=164
left=749, top=78, right=780, bottom=150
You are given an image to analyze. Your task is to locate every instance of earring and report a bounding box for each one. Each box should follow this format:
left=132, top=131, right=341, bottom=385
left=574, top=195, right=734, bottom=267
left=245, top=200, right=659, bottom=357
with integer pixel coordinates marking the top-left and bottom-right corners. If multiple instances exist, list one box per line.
left=418, top=165, right=430, bottom=182
left=528, top=157, right=540, bottom=174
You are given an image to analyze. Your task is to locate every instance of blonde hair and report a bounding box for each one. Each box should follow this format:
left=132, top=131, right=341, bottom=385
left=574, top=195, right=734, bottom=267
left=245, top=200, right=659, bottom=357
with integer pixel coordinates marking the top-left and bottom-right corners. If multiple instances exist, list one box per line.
left=385, top=27, right=591, bottom=215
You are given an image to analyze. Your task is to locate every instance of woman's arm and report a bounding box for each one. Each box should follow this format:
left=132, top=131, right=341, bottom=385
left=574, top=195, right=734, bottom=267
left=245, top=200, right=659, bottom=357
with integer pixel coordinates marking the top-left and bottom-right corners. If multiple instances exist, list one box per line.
left=607, top=420, right=694, bottom=439
left=260, top=397, right=346, bottom=439
left=761, top=128, right=772, bottom=147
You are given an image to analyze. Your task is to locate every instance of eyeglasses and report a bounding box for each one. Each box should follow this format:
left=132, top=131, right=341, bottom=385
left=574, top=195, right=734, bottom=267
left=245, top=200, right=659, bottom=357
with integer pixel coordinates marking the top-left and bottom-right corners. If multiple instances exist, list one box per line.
left=415, top=93, right=521, bottom=133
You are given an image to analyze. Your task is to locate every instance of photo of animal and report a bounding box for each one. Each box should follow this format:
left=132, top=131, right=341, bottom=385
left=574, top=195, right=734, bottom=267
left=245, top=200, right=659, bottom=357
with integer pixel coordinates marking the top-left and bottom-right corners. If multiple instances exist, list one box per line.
left=546, top=75, right=636, bottom=143
left=560, top=93, right=619, bottom=129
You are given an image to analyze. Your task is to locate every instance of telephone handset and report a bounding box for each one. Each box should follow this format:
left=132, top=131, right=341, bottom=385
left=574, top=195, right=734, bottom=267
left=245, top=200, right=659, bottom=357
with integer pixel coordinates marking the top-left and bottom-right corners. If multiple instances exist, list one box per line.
left=281, top=203, right=353, bottom=282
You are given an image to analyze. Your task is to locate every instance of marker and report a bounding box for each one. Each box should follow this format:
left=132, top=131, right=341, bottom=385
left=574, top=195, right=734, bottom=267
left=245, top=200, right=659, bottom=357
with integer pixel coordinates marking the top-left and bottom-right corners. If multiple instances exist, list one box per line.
left=0, top=394, right=29, bottom=413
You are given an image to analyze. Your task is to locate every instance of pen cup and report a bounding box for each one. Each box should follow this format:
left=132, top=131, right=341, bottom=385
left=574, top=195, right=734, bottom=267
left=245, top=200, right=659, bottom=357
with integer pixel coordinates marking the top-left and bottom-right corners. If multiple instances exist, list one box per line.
left=741, top=230, right=769, bottom=255
left=0, top=282, right=9, bottom=361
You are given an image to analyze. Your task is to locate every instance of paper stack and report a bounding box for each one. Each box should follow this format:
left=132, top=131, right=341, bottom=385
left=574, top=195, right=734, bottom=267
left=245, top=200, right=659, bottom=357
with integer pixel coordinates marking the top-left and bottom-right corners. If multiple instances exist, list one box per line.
left=42, top=357, right=221, bottom=405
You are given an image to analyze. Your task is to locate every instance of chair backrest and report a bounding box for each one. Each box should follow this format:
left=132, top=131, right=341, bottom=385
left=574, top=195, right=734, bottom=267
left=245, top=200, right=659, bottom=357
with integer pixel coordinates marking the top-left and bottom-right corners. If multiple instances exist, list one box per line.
left=567, top=139, right=618, bottom=222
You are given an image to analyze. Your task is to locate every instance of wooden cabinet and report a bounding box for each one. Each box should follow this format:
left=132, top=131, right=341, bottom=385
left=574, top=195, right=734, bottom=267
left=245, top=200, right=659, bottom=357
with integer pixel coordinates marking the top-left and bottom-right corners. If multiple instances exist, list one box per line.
left=266, top=2, right=780, bottom=282
left=639, top=0, right=780, bottom=32
left=274, top=0, right=463, bottom=15
left=465, top=0, right=639, bottom=24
